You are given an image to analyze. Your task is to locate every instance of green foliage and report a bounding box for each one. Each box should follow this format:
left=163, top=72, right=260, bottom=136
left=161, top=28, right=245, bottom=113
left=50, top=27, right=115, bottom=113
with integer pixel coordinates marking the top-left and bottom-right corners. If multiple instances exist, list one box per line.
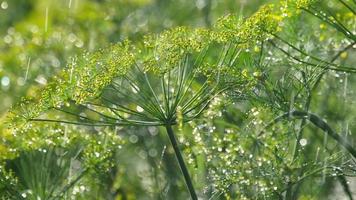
left=1, top=0, right=356, bottom=199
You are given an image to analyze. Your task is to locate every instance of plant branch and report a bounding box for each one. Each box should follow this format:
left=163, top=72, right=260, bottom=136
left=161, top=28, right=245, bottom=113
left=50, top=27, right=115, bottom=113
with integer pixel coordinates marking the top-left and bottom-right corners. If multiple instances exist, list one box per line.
left=165, top=125, right=197, bottom=200
left=338, top=0, right=356, bottom=15
left=259, top=110, right=356, bottom=158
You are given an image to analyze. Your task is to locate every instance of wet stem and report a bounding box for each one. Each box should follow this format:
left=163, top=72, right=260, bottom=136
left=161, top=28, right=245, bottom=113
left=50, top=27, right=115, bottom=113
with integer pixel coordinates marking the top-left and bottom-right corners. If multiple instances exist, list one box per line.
left=165, top=125, right=198, bottom=200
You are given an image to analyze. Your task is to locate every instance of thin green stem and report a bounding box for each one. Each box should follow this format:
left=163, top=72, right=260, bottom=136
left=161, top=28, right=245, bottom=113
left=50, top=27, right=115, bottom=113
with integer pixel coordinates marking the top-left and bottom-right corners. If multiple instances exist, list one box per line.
left=311, top=41, right=356, bottom=92
left=337, top=175, right=354, bottom=200
left=270, top=36, right=356, bottom=73
left=259, top=111, right=356, bottom=158
left=52, top=169, right=89, bottom=200
left=165, top=125, right=197, bottom=200
left=292, top=72, right=312, bottom=161
left=338, top=0, right=356, bottom=15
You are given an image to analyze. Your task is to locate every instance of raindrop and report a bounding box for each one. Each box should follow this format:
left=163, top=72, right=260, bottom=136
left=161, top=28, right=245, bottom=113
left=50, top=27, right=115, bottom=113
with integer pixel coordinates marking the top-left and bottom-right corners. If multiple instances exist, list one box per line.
left=75, top=40, right=84, bottom=48
left=3, top=35, right=12, bottom=44
left=158, top=145, right=166, bottom=169
left=35, top=75, right=47, bottom=85
left=148, top=126, right=158, bottom=136
left=148, top=149, right=157, bottom=157
left=25, top=57, right=31, bottom=82
left=68, top=33, right=76, bottom=43
left=299, top=138, right=308, bottom=146
left=79, top=112, right=87, bottom=118
left=1, top=76, right=10, bottom=87
left=315, top=147, right=320, bottom=162
left=45, top=7, right=49, bottom=32
left=80, top=185, right=85, bottom=192
left=1, top=1, right=8, bottom=9
left=51, top=57, right=60, bottom=68
left=129, top=135, right=138, bottom=143
left=131, top=85, right=139, bottom=93
left=252, top=110, right=259, bottom=116
left=7, top=27, right=14, bottom=35
left=138, top=150, right=147, bottom=159
left=196, top=0, right=206, bottom=10
left=136, top=105, right=144, bottom=112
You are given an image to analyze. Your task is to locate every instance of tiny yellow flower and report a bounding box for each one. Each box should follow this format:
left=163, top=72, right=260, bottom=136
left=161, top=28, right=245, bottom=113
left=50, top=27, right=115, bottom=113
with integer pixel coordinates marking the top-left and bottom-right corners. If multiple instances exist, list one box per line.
left=319, top=23, right=326, bottom=29
left=319, top=35, right=325, bottom=41
left=253, top=71, right=262, bottom=78
left=254, top=46, right=261, bottom=53
left=242, top=69, right=248, bottom=77
left=340, top=52, right=348, bottom=59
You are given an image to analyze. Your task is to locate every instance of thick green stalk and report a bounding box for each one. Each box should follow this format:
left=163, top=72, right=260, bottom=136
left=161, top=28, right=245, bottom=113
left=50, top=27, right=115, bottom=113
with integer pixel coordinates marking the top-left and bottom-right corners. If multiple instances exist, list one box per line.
left=165, top=125, right=197, bottom=200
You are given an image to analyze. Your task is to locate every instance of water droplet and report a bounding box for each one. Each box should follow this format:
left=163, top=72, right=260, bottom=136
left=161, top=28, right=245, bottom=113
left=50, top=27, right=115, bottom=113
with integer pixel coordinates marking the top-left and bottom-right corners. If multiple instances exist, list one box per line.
left=67, top=33, right=76, bottom=43
left=299, top=138, right=308, bottom=146
left=3, top=35, right=12, bottom=44
left=136, top=105, right=144, bottom=112
left=129, top=135, right=138, bottom=143
left=1, top=1, right=8, bottom=9
left=35, top=75, right=47, bottom=85
left=138, top=150, right=147, bottom=159
left=75, top=40, right=84, bottom=48
left=25, top=57, right=31, bottom=82
left=1, top=76, right=10, bottom=87
left=44, top=6, right=49, bottom=32
left=158, top=145, right=166, bottom=169
left=148, top=126, right=158, bottom=136
left=148, top=149, right=157, bottom=157
left=196, top=0, right=206, bottom=10
left=131, top=85, right=139, bottom=93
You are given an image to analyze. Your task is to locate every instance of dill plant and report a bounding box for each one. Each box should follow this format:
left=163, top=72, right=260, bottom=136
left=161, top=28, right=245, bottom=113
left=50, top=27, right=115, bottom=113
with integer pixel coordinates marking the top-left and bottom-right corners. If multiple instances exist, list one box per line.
left=0, top=119, right=123, bottom=199
left=8, top=3, right=283, bottom=197
left=178, top=0, right=356, bottom=199
left=186, top=0, right=356, bottom=199
left=3, top=0, right=356, bottom=199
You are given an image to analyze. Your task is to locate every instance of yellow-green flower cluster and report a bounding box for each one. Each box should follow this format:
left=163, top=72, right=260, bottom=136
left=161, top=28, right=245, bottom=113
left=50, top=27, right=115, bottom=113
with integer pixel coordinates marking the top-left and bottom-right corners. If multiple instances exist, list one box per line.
left=0, top=163, right=18, bottom=195
left=212, top=0, right=322, bottom=48
left=9, top=41, right=135, bottom=123
left=143, top=27, right=212, bottom=74
left=1, top=121, right=76, bottom=160
left=278, top=0, right=319, bottom=17
left=294, top=0, right=318, bottom=9
left=70, top=41, right=135, bottom=104
left=237, top=5, right=281, bottom=45
left=213, top=14, right=242, bottom=43
left=11, top=0, right=312, bottom=124
left=82, top=131, right=123, bottom=172
left=1, top=119, right=123, bottom=172
left=213, top=4, right=282, bottom=48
